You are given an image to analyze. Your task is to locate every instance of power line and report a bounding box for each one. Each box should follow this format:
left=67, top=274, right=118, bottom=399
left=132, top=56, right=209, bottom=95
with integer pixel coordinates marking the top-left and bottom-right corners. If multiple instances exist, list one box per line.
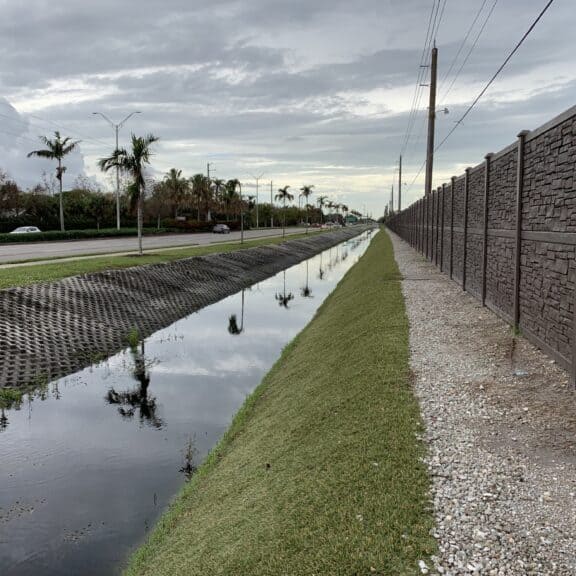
left=439, top=0, right=500, bottom=103
left=435, top=0, right=556, bottom=153
left=433, top=0, right=449, bottom=40
left=28, top=114, right=111, bottom=148
left=438, top=0, right=489, bottom=94
left=406, top=0, right=555, bottom=197
left=0, top=100, right=112, bottom=148
left=400, top=0, right=439, bottom=156
left=401, top=0, right=449, bottom=193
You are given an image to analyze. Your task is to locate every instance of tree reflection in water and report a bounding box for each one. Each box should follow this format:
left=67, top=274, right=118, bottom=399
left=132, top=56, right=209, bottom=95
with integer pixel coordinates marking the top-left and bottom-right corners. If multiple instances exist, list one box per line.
left=275, top=270, right=294, bottom=308
left=228, top=289, right=245, bottom=336
left=105, top=340, right=163, bottom=429
left=318, top=252, right=325, bottom=280
left=301, top=260, right=313, bottom=298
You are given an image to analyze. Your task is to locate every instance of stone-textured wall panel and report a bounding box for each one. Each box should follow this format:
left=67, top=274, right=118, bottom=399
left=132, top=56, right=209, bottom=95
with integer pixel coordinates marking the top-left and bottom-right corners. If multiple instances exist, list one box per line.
left=452, top=230, right=464, bottom=283
left=488, top=149, right=517, bottom=230
left=465, top=234, right=483, bottom=297
left=453, top=178, right=465, bottom=229
left=389, top=105, right=576, bottom=372
left=519, top=240, right=574, bottom=361
left=523, top=117, right=576, bottom=232
left=467, top=166, right=485, bottom=230
left=443, top=185, right=453, bottom=273
left=485, top=236, right=515, bottom=318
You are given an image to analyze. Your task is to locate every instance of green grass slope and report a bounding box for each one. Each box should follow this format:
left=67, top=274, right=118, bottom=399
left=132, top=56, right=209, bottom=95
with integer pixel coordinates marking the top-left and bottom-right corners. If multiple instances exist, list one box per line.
left=125, top=230, right=436, bottom=576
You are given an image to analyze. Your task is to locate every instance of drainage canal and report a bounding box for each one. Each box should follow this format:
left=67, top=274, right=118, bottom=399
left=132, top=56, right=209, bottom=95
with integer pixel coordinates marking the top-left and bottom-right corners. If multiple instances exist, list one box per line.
left=0, top=230, right=375, bottom=576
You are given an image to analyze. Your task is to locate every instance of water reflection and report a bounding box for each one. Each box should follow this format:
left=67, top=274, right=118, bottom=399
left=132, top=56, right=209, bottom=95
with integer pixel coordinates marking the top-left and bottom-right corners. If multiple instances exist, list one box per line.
left=228, top=289, right=245, bottom=336
left=318, top=252, right=325, bottom=280
left=105, top=342, right=163, bottom=429
left=301, top=261, right=313, bottom=298
left=275, top=270, right=294, bottom=308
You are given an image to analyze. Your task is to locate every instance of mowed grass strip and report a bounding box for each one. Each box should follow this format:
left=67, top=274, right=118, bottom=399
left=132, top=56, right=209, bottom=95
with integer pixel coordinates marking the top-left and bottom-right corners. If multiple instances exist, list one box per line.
left=125, top=230, right=436, bottom=576
left=0, top=232, right=320, bottom=290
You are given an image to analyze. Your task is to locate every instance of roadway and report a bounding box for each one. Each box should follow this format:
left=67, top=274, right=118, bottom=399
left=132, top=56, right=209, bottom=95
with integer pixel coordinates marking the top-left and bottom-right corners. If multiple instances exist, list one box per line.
left=0, top=227, right=309, bottom=264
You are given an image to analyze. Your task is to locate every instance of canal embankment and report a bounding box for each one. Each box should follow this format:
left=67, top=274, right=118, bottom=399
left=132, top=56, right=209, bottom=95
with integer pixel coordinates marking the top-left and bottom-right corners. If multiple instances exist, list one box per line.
left=125, top=228, right=437, bottom=576
left=0, top=227, right=370, bottom=388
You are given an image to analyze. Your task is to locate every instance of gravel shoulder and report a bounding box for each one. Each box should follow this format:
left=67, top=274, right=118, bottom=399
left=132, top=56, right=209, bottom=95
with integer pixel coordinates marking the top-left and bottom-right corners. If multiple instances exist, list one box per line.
left=389, top=230, right=576, bottom=575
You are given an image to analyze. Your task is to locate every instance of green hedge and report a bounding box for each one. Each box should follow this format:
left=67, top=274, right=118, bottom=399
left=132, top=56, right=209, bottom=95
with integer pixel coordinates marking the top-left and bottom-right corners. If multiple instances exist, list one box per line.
left=0, top=227, right=171, bottom=244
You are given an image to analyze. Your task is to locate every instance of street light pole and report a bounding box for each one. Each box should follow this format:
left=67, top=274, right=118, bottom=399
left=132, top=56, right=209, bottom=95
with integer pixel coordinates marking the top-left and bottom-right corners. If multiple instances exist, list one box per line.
left=249, top=173, right=264, bottom=229
left=92, top=111, right=141, bottom=229
left=270, top=180, right=274, bottom=227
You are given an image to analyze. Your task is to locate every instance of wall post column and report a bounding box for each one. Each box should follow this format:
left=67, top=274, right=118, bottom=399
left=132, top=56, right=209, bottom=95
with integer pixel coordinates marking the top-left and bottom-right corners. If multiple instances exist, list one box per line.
left=440, top=183, right=445, bottom=272
left=513, top=131, right=529, bottom=331
left=482, top=154, right=493, bottom=307
left=450, top=176, right=455, bottom=280
left=462, top=168, right=470, bottom=291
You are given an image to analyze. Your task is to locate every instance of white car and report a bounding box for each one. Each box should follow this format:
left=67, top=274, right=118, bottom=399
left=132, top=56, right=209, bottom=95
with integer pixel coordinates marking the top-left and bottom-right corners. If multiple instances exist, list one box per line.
left=9, top=226, right=42, bottom=234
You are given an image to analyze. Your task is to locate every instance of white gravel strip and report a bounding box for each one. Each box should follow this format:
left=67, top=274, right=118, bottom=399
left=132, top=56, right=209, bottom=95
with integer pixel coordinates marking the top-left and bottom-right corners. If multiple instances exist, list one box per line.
left=388, top=231, right=576, bottom=576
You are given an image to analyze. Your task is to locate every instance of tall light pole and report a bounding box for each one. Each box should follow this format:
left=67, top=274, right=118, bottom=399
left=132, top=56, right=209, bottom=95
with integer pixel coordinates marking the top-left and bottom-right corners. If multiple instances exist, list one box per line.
left=238, top=181, right=244, bottom=244
left=270, top=180, right=274, bottom=227
left=249, top=173, right=264, bottom=229
left=92, top=111, right=141, bottom=229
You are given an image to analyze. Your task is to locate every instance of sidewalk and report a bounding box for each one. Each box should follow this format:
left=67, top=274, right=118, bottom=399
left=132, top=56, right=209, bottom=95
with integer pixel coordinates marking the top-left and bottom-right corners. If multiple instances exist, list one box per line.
left=389, top=231, right=576, bottom=575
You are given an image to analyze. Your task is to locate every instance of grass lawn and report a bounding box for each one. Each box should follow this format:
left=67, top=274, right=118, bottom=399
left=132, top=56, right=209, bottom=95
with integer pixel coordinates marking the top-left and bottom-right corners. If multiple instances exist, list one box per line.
left=125, top=230, right=436, bottom=576
left=0, top=231, right=320, bottom=290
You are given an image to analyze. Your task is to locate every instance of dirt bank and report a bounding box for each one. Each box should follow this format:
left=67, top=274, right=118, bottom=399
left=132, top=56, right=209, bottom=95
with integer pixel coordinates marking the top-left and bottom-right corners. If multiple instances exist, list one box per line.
left=0, top=227, right=370, bottom=388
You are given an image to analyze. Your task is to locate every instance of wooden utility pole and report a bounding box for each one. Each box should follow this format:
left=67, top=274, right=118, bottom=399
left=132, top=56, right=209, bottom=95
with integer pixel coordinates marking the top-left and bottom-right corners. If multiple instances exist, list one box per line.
left=390, top=183, right=394, bottom=214
left=398, top=154, right=402, bottom=211
left=424, top=45, right=438, bottom=197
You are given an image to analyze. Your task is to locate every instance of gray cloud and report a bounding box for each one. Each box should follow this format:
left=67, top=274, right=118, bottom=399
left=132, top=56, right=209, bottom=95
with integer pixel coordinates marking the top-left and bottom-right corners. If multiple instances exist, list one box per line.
left=0, top=0, right=574, bottom=215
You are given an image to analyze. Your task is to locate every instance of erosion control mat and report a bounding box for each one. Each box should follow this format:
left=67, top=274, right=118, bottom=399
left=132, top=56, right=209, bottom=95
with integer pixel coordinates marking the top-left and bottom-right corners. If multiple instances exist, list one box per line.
left=0, top=228, right=368, bottom=388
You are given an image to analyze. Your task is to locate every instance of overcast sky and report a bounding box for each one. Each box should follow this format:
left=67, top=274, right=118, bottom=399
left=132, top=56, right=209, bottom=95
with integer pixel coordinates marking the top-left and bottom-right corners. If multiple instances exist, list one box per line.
left=0, top=0, right=573, bottom=216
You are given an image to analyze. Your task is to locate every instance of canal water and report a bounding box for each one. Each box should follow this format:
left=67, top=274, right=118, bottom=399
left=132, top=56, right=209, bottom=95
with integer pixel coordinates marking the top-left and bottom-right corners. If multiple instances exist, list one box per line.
left=0, top=230, right=375, bottom=576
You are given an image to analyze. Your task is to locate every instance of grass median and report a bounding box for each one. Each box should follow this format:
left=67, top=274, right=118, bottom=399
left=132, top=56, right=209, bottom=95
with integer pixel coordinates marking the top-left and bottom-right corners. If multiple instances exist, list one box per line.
left=125, top=230, right=436, bottom=576
left=0, top=231, right=320, bottom=290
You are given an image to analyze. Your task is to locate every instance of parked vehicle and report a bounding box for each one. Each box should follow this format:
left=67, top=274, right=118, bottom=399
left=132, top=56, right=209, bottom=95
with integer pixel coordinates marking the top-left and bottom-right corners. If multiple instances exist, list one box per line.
left=213, top=224, right=231, bottom=234
left=9, top=226, right=42, bottom=234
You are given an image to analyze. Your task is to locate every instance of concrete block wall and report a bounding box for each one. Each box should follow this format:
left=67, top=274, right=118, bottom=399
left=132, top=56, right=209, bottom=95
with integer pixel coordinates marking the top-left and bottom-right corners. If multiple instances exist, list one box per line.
left=388, top=104, right=576, bottom=379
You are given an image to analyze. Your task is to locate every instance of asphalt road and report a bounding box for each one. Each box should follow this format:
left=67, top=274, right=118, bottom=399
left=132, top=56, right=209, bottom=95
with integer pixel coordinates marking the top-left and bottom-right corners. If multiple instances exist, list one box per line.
left=0, top=227, right=309, bottom=264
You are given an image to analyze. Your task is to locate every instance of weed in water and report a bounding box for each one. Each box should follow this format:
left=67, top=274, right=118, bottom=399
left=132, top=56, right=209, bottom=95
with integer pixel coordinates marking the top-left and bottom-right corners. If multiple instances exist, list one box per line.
left=180, top=435, right=199, bottom=481
left=127, top=327, right=141, bottom=352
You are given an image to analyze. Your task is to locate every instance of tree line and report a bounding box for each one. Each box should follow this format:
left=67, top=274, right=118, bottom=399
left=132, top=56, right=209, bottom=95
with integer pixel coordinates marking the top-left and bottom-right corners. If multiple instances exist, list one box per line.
left=0, top=131, right=362, bottom=238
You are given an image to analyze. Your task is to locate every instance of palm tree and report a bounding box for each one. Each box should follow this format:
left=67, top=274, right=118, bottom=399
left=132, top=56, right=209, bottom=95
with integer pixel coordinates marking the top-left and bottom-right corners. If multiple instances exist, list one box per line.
left=317, top=195, right=328, bottom=224
left=99, top=133, right=159, bottom=256
left=212, top=178, right=226, bottom=217
left=227, top=179, right=244, bottom=241
left=163, top=168, right=189, bottom=218
left=341, top=204, right=349, bottom=224
left=27, top=131, right=80, bottom=231
left=325, top=200, right=334, bottom=222
left=224, top=179, right=240, bottom=221
left=275, top=185, right=294, bottom=238
left=299, top=185, right=314, bottom=233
